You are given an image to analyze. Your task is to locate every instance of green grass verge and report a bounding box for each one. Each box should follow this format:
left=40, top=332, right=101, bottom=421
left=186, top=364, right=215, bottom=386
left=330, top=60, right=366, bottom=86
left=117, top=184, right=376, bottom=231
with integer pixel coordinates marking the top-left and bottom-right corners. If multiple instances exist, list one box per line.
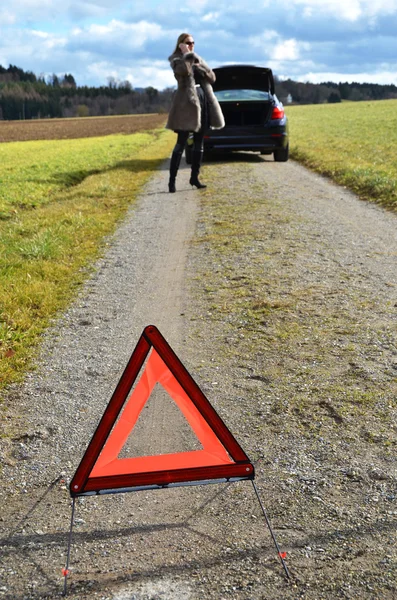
left=0, top=128, right=174, bottom=391
left=288, top=99, right=397, bottom=211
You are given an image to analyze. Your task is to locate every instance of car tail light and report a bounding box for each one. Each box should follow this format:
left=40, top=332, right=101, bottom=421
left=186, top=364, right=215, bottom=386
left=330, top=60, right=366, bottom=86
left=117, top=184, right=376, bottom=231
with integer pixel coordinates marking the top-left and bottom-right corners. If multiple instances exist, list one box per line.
left=271, top=106, right=284, bottom=120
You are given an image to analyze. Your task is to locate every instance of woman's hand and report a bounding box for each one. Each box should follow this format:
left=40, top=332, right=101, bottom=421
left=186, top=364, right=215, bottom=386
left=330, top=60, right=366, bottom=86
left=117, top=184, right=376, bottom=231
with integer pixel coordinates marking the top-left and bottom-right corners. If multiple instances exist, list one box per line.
left=179, top=43, right=190, bottom=54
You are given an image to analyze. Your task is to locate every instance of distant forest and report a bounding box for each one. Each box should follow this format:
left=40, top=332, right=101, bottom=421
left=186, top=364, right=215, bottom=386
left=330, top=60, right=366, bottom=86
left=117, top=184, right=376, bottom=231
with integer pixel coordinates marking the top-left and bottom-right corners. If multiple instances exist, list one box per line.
left=1, top=63, right=397, bottom=120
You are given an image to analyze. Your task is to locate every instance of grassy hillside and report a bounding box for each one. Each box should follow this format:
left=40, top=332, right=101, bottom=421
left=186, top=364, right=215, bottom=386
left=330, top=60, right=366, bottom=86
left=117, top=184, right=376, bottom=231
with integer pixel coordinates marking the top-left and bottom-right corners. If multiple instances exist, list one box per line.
left=288, top=99, right=397, bottom=211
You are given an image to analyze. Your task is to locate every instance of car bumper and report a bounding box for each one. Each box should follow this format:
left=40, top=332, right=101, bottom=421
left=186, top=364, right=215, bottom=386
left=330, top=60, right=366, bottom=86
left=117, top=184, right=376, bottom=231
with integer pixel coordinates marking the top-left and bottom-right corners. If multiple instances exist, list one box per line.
left=203, top=131, right=288, bottom=152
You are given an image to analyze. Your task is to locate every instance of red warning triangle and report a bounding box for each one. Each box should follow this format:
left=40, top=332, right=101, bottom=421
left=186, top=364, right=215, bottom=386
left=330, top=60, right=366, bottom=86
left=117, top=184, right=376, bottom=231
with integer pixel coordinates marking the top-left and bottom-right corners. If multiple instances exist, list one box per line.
left=70, top=325, right=254, bottom=496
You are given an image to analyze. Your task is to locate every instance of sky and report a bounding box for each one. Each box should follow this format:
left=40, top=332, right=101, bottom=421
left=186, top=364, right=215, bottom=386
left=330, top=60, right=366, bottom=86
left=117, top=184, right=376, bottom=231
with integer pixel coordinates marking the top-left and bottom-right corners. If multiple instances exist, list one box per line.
left=1, top=0, right=397, bottom=90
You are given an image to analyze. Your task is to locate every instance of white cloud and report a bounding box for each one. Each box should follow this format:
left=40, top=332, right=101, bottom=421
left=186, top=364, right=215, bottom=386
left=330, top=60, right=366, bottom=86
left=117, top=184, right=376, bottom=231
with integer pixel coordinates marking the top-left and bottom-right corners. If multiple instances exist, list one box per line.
left=64, top=18, right=172, bottom=73
left=0, top=28, right=68, bottom=67
left=3, top=0, right=61, bottom=22
left=270, top=39, right=301, bottom=61
left=87, top=19, right=162, bottom=41
left=6, top=0, right=397, bottom=26
left=70, top=19, right=165, bottom=51
left=248, top=30, right=280, bottom=49
left=126, top=63, right=176, bottom=89
left=1, top=1, right=397, bottom=88
left=0, top=0, right=125, bottom=27
left=248, top=31, right=311, bottom=64
left=0, top=10, right=16, bottom=25
left=87, top=59, right=175, bottom=89
left=293, top=0, right=397, bottom=22
left=202, top=12, right=221, bottom=23
left=183, top=0, right=211, bottom=12
left=295, top=0, right=362, bottom=21
left=31, top=30, right=67, bottom=49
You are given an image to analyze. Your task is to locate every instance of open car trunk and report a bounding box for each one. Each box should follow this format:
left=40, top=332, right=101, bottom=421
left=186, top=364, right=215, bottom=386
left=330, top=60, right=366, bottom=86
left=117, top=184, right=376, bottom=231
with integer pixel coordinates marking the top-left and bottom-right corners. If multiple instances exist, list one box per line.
left=212, top=65, right=275, bottom=129
left=212, top=65, right=275, bottom=95
left=219, top=101, right=273, bottom=128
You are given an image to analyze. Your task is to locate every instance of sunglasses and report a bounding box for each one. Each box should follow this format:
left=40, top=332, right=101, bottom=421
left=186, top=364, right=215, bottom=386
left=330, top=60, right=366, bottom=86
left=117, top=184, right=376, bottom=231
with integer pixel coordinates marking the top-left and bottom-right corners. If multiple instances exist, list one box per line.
left=185, top=40, right=195, bottom=45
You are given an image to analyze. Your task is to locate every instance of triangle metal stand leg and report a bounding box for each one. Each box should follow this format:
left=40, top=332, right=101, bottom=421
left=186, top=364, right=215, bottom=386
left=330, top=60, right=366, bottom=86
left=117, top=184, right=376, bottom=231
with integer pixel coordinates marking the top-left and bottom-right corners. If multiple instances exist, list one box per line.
left=63, top=497, right=76, bottom=596
left=251, top=480, right=290, bottom=580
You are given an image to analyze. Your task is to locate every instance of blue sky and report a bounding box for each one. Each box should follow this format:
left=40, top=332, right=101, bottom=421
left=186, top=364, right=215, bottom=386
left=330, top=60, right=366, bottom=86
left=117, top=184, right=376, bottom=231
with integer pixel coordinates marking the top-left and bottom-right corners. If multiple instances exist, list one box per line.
left=1, top=0, right=397, bottom=89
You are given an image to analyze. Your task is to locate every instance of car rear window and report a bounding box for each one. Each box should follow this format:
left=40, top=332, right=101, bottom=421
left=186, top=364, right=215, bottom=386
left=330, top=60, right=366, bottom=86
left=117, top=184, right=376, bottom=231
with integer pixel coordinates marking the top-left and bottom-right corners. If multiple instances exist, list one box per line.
left=214, top=89, right=271, bottom=101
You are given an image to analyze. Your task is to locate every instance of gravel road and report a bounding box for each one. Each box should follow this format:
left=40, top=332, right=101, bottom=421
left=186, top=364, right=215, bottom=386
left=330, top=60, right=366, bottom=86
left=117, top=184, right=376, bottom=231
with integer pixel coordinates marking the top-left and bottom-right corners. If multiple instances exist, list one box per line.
left=0, top=155, right=396, bottom=600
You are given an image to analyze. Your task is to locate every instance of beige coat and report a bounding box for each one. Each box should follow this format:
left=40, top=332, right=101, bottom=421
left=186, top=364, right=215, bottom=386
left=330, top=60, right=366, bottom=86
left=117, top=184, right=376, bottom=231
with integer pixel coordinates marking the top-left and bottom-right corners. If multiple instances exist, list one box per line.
left=166, top=51, right=225, bottom=132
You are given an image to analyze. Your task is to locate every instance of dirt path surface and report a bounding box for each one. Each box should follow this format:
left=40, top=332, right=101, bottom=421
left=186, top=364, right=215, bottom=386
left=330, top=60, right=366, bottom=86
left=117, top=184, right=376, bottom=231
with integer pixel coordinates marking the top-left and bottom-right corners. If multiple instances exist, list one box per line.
left=0, top=156, right=396, bottom=600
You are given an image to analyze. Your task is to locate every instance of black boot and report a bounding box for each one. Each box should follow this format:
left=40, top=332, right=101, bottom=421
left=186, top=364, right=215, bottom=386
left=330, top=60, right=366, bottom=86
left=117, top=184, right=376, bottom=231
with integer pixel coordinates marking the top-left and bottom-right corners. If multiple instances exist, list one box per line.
left=189, top=150, right=207, bottom=189
left=168, top=150, right=182, bottom=193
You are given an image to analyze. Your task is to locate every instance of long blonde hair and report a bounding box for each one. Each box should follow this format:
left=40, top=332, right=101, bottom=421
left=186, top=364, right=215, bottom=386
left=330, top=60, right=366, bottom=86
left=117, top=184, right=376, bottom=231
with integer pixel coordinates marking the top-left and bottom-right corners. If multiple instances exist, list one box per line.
left=172, top=32, right=193, bottom=54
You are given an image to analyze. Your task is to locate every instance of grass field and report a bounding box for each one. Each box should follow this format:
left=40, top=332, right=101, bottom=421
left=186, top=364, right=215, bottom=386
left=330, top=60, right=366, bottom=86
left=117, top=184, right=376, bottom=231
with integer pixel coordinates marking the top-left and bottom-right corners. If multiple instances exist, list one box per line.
left=0, top=116, right=174, bottom=391
left=288, top=99, right=397, bottom=211
left=1, top=102, right=396, bottom=394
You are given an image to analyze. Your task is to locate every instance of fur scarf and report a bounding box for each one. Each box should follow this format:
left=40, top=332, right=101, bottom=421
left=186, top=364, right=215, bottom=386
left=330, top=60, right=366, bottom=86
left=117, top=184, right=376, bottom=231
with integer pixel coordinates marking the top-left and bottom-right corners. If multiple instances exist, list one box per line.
left=166, top=51, right=225, bottom=133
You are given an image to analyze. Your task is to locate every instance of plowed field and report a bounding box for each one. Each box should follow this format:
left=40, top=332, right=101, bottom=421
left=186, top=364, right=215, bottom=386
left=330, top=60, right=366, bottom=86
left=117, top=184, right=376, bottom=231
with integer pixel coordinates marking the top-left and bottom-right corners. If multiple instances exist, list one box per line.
left=0, top=113, right=166, bottom=142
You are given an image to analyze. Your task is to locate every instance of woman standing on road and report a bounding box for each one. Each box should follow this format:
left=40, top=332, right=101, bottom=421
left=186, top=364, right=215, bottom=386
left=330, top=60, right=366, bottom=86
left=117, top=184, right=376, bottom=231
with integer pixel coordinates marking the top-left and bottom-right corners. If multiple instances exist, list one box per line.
left=166, top=33, right=225, bottom=193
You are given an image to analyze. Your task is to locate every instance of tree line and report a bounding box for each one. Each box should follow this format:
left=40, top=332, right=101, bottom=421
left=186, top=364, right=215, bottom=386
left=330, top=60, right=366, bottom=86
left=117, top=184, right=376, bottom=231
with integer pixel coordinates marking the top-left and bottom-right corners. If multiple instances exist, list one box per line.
left=1, top=63, right=397, bottom=120
left=0, top=65, right=173, bottom=120
left=275, top=77, right=397, bottom=104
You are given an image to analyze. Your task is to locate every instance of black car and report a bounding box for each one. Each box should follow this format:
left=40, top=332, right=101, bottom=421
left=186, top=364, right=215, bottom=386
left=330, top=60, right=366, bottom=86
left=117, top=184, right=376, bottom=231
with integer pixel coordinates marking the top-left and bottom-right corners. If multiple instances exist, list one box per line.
left=186, top=65, right=289, bottom=163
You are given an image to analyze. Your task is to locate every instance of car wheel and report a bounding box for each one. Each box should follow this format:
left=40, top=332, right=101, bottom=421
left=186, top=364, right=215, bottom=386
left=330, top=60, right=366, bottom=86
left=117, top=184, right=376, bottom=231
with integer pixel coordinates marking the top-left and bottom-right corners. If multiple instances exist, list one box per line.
left=274, top=144, right=289, bottom=162
left=185, top=145, right=192, bottom=165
